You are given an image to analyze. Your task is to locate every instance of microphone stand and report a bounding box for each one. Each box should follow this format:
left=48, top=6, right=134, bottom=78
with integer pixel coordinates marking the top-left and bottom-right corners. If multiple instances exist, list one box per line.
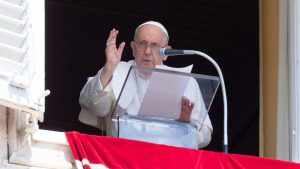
left=183, top=50, right=228, bottom=153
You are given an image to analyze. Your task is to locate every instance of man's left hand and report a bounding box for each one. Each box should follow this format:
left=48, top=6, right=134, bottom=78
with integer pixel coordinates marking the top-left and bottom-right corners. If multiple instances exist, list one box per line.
left=178, top=96, right=194, bottom=123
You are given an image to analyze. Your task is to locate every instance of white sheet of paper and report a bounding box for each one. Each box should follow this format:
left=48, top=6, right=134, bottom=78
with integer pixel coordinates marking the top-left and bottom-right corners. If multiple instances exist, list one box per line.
left=138, top=65, right=193, bottom=119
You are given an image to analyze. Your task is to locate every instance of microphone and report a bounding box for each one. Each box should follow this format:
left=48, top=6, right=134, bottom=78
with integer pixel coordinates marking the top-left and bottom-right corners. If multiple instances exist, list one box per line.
left=159, top=48, right=185, bottom=56
left=159, top=47, right=229, bottom=153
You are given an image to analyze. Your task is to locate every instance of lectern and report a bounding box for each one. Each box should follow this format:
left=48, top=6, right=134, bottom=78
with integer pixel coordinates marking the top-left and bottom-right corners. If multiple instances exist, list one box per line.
left=111, top=65, right=220, bottom=149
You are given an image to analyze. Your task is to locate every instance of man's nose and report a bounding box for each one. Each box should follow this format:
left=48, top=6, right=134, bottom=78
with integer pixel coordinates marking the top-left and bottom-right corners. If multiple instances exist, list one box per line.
left=145, top=45, right=152, bottom=54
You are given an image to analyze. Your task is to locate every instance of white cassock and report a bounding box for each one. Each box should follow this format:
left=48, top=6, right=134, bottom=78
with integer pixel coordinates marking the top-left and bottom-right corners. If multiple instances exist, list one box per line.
left=79, top=60, right=213, bottom=149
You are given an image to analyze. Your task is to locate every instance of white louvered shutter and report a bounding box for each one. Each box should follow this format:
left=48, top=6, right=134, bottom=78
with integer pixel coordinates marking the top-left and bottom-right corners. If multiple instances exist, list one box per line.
left=0, top=0, right=46, bottom=121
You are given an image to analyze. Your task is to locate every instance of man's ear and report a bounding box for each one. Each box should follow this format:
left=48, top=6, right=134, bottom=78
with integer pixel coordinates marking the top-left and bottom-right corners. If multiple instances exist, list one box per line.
left=162, top=45, right=172, bottom=61
left=165, top=45, right=172, bottom=50
left=130, top=41, right=136, bottom=58
left=162, top=56, right=168, bottom=61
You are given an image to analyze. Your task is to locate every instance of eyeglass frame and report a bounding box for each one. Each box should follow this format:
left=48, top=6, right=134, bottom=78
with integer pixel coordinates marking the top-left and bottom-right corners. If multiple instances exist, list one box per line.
left=134, top=41, right=167, bottom=51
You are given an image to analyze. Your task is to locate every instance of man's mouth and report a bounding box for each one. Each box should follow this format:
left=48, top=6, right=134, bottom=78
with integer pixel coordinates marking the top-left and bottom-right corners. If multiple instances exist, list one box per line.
left=142, top=59, right=152, bottom=63
left=140, top=60, right=154, bottom=67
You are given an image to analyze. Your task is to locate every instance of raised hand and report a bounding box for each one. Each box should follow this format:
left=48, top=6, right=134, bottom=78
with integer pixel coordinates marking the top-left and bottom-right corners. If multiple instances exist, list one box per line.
left=100, top=29, right=125, bottom=87
left=104, top=28, right=125, bottom=70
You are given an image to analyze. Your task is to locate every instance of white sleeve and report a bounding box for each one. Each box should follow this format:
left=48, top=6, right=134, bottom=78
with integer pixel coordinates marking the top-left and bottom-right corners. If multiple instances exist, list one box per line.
left=186, top=77, right=213, bottom=148
left=79, top=69, right=116, bottom=117
left=196, top=124, right=212, bottom=148
left=193, top=96, right=213, bottom=148
left=78, top=62, right=131, bottom=129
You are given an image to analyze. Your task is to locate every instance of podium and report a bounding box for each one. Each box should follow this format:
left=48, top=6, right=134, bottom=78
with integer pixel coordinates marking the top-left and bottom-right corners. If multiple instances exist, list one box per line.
left=111, top=65, right=220, bottom=149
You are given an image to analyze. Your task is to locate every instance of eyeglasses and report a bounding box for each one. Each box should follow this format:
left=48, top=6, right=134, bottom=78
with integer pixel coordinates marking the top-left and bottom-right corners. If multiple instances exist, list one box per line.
left=134, top=41, right=164, bottom=51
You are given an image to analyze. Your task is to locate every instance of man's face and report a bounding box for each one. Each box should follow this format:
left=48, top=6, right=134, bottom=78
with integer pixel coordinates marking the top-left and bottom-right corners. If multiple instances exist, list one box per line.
left=130, top=25, right=168, bottom=68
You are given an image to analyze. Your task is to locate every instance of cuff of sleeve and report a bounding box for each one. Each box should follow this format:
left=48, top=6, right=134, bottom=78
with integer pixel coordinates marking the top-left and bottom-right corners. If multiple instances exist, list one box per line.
left=190, top=119, right=202, bottom=131
left=97, top=68, right=112, bottom=92
left=196, top=124, right=212, bottom=148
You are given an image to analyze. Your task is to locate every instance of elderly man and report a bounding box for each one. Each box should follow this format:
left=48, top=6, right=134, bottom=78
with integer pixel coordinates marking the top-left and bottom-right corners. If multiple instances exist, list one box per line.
left=79, top=21, right=213, bottom=149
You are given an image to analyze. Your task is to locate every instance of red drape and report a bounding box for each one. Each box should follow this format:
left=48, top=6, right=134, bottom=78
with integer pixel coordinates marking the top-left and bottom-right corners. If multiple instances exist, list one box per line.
left=65, top=131, right=300, bottom=169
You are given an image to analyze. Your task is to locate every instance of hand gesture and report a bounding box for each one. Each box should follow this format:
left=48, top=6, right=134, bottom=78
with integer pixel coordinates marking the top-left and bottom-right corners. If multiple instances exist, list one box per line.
left=104, top=28, right=125, bottom=70
left=100, top=29, right=125, bottom=87
left=178, top=96, right=194, bottom=123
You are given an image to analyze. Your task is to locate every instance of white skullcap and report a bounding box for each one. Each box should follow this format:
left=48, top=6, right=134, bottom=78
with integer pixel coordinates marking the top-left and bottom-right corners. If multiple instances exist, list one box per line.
left=135, top=21, right=169, bottom=39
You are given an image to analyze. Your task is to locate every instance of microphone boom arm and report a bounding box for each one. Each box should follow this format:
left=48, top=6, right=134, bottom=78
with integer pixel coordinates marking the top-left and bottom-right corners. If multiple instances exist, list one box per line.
left=173, top=49, right=229, bottom=153
left=183, top=50, right=228, bottom=153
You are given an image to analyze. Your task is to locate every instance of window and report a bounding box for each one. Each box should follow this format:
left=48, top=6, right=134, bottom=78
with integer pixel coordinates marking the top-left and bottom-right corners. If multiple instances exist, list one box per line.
left=0, top=0, right=46, bottom=120
left=0, top=2, right=74, bottom=168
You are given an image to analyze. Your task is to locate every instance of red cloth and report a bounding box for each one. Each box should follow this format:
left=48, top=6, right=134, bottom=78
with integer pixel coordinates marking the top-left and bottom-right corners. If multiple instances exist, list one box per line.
left=65, top=131, right=300, bottom=169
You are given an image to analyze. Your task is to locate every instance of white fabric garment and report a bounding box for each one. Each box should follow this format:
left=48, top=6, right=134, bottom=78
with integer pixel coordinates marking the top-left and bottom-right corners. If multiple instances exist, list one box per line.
left=79, top=60, right=213, bottom=148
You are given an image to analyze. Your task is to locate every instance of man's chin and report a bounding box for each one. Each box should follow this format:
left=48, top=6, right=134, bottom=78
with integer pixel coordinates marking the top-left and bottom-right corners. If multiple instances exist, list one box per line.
left=140, top=62, right=155, bottom=68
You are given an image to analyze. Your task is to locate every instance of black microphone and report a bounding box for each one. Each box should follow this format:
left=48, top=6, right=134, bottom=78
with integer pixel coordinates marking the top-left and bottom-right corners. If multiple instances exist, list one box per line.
left=159, top=48, right=185, bottom=56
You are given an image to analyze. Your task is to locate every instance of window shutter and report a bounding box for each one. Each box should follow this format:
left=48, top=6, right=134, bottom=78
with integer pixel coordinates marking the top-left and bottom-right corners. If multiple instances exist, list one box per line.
left=0, top=0, right=46, bottom=121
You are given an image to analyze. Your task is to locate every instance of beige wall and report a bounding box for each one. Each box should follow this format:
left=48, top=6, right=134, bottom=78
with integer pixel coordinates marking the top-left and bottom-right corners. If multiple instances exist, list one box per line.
left=259, top=0, right=279, bottom=158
